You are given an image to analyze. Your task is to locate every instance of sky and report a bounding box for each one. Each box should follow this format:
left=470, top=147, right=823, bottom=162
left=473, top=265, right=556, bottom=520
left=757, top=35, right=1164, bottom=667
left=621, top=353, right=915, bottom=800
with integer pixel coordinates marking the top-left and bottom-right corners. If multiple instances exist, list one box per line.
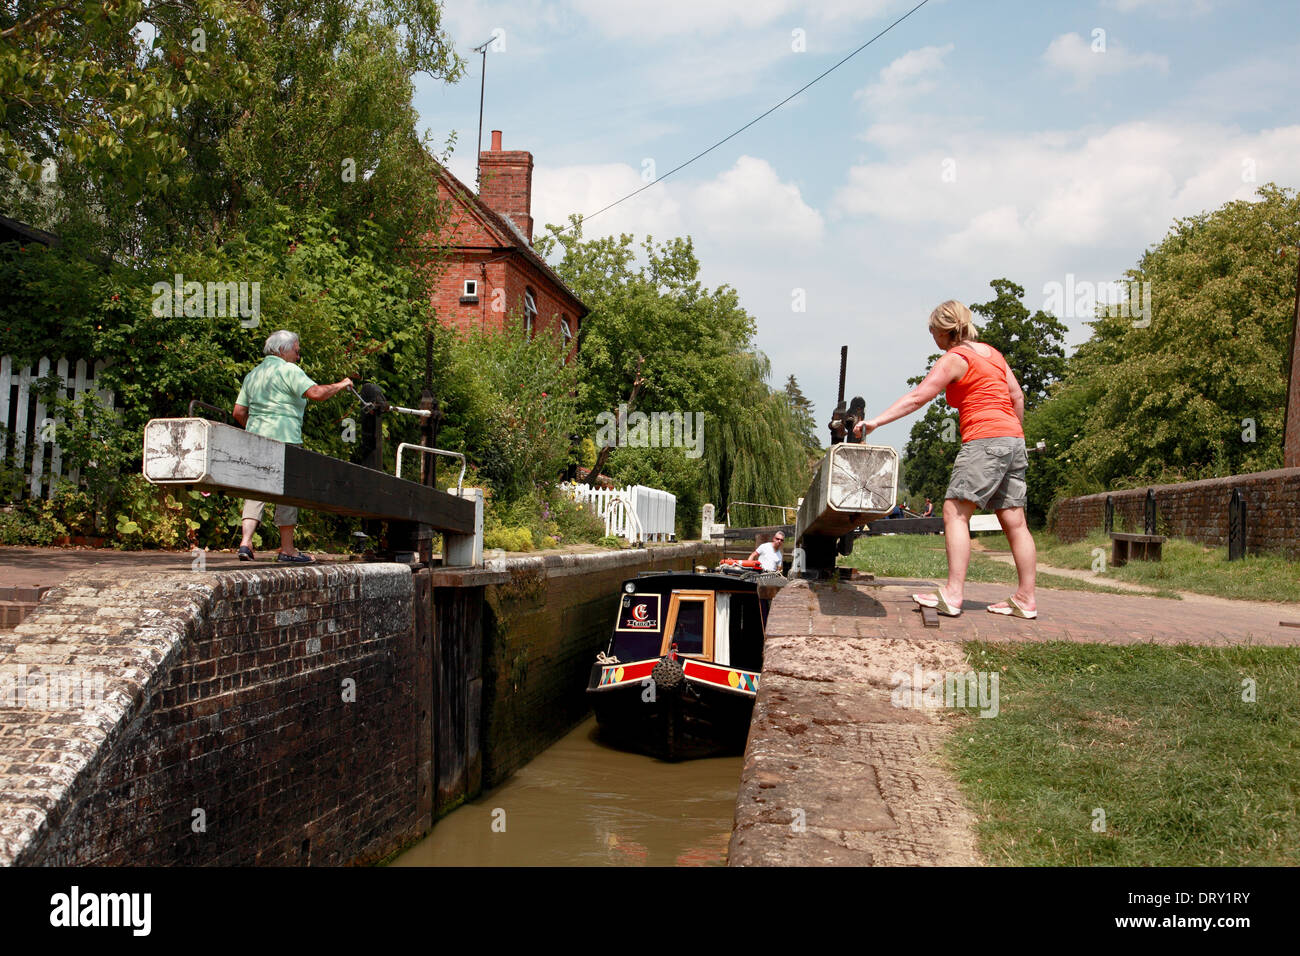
left=413, top=0, right=1300, bottom=455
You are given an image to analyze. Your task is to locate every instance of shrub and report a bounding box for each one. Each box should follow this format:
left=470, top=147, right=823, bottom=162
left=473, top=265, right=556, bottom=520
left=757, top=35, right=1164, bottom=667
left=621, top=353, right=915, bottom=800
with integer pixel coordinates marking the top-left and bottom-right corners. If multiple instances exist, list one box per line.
left=0, top=503, right=66, bottom=546
left=112, top=475, right=188, bottom=550
left=484, top=526, right=533, bottom=552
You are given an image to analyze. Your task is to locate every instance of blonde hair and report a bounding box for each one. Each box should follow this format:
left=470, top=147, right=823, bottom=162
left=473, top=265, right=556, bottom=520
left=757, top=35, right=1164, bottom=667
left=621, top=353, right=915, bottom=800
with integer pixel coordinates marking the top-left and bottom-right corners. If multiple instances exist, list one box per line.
left=928, top=300, right=978, bottom=345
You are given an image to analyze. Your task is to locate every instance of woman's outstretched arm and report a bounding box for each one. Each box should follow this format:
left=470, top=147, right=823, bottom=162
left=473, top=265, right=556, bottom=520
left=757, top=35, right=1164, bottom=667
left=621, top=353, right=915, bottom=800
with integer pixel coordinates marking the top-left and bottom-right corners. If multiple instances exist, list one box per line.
left=855, top=353, right=966, bottom=437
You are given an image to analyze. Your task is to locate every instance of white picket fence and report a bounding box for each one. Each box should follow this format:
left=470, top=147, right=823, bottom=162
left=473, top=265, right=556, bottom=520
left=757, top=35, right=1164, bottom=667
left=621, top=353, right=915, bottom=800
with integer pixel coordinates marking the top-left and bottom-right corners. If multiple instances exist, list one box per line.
left=561, top=481, right=676, bottom=543
left=1, top=356, right=115, bottom=500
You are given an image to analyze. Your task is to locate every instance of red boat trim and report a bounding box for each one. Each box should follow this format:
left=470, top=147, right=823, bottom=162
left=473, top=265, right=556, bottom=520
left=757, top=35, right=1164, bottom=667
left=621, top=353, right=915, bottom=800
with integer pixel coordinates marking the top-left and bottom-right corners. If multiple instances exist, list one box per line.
left=681, top=659, right=760, bottom=696
left=593, top=659, right=657, bottom=689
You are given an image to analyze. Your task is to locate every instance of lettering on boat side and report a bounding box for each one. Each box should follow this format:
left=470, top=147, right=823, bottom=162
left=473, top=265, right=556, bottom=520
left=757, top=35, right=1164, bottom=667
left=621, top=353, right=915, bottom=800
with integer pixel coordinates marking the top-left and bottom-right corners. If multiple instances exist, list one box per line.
left=616, top=593, right=661, bottom=631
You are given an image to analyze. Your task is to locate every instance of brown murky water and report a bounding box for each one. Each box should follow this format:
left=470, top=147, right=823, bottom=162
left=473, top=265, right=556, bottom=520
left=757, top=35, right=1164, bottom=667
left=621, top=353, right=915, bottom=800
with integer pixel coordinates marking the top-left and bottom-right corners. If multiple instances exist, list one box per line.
left=391, top=716, right=742, bottom=867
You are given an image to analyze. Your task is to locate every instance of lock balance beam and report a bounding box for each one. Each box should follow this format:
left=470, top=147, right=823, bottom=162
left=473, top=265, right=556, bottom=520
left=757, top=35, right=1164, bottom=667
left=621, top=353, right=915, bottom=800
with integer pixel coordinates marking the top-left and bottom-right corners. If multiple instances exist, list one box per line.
left=142, top=418, right=475, bottom=534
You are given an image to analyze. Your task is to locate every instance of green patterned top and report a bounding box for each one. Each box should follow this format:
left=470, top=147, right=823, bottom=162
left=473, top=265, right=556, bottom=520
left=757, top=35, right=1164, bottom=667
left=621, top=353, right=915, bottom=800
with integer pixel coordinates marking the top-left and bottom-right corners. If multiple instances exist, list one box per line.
left=235, top=355, right=317, bottom=445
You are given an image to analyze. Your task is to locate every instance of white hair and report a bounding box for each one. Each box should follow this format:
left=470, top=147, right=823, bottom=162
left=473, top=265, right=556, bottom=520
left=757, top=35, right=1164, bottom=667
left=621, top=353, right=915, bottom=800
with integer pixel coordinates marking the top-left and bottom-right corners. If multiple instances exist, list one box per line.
left=264, top=330, right=299, bottom=357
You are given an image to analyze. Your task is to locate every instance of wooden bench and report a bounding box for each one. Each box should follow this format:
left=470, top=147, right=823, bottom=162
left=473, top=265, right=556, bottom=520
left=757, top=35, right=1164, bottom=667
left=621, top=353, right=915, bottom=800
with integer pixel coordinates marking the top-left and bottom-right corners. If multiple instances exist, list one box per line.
left=1110, top=532, right=1165, bottom=567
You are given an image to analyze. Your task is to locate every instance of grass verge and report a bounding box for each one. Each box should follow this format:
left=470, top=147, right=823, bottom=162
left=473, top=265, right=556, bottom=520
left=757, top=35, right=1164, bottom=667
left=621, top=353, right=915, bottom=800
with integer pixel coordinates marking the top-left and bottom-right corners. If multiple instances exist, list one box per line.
left=1029, top=530, right=1300, bottom=604
left=844, top=533, right=1177, bottom=598
left=945, top=641, right=1300, bottom=866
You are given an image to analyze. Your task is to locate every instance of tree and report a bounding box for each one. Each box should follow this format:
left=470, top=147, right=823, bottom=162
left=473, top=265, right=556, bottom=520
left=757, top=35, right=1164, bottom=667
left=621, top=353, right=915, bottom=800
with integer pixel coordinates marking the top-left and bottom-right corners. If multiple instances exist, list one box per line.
left=901, top=401, right=959, bottom=505
left=536, top=217, right=810, bottom=524
left=969, top=278, right=1068, bottom=411
left=1039, top=184, right=1299, bottom=490
left=783, top=374, right=822, bottom=461
left=2, top=1, right=464, bottom=264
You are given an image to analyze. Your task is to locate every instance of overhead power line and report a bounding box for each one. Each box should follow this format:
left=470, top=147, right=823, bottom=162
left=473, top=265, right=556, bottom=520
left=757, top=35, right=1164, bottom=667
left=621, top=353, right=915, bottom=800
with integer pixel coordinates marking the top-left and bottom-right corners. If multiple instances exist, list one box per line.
left=561, top=0, right=933, bottom=233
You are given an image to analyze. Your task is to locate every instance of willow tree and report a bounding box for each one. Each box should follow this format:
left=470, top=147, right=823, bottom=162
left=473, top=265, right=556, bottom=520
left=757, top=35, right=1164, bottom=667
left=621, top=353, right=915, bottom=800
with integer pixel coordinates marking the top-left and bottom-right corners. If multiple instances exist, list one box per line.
left=538, top=219, right=812, bottom=530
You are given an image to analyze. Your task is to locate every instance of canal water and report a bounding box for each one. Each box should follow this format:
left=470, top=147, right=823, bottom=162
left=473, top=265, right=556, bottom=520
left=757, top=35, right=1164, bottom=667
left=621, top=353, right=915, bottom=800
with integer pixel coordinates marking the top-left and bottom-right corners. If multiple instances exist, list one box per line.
left=392, top=716, right=742, bottom=867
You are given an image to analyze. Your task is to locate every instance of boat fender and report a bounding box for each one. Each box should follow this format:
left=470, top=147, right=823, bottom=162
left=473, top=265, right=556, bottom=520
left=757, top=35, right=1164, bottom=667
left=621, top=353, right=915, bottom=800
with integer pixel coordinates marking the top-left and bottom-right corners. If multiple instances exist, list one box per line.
left=650, top=655, right=685, bottom=691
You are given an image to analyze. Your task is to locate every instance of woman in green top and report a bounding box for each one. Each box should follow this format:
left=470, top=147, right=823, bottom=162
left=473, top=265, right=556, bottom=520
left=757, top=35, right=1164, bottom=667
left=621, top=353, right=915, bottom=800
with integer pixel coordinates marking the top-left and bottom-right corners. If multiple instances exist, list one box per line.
left=232, top=330, right=353, bottom=563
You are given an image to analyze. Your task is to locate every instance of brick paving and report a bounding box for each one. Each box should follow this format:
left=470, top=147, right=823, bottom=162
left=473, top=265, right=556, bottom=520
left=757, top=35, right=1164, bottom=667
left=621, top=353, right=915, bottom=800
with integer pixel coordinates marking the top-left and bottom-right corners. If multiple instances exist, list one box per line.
left=729, top=575, right=1300, bottom=867
left=770, top=575, right=1300, bottom=647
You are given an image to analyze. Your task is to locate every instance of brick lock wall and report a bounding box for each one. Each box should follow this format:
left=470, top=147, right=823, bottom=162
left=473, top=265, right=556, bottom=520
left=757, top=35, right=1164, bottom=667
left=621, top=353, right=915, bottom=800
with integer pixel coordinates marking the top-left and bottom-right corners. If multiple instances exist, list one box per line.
left=0, top=544, right=721, bottom=866
left=1049, top=467, right=1300, bottom=558
left=2, top=563, right=424, bottom=866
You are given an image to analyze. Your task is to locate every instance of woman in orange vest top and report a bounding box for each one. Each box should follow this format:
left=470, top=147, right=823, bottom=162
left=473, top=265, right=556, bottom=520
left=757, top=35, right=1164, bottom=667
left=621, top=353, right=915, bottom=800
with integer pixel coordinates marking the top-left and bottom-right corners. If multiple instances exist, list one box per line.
left=854, top=300, right=1037, bottom=619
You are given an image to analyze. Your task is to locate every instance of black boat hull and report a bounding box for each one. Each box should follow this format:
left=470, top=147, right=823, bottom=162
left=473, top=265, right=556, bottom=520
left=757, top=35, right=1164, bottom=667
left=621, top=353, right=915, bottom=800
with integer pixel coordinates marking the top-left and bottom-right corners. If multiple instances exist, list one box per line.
left=588, top=679, right=754, bottom=761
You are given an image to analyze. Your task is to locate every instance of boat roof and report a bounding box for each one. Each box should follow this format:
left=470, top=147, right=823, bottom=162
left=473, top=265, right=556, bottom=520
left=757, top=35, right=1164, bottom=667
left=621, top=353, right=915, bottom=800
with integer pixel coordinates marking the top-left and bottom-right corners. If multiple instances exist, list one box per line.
left=624, top=570, right=759, bottom=593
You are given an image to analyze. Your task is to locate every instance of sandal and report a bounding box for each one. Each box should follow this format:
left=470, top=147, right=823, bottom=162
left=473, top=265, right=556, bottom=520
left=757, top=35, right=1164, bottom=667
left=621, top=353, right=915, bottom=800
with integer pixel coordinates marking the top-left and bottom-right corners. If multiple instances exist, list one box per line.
left=913, top=590, right=962, bottom=617
left=276, top=551, right=316, bottom=564
left=988, top=596, right=1037, bottom=619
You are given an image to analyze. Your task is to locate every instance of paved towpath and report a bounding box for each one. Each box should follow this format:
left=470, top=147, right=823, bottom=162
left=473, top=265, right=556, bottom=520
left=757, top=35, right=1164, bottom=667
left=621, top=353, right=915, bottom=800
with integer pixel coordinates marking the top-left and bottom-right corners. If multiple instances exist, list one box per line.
left=728, top=576, right=1300, bottom=867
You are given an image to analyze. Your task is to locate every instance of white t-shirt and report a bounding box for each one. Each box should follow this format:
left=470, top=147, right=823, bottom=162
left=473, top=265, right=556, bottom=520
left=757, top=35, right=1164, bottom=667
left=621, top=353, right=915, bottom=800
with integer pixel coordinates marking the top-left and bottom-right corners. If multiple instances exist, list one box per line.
left=754, top=541, right=784, bottom=572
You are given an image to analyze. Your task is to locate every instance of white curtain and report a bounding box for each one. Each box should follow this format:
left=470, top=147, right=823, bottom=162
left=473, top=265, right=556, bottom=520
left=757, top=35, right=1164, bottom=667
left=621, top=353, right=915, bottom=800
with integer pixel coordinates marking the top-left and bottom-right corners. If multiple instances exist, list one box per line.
left=714, top=593, right=731, bottom=666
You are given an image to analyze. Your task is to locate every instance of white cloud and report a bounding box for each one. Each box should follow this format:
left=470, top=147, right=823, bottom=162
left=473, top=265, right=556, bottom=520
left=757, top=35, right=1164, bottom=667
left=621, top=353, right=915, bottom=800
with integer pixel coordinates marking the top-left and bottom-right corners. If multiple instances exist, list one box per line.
left=532, top=162, right=685, bottom=240
left=565, top=0, right=895, bottom=41
left=689, top=155, right=824, bottom=245
left=856, top=43, right=955, bottom=109
left=1043, top=32, right=1170, bottom=89
left=1174, top=50, right=1300, bottom=120
left=438, top=0, right=565, bottom=55
left=832, top=118, right=1300, bottom=300
left=1103, top=0, right=1215, bottom=14
left=530, top=155, right=821, bottom=247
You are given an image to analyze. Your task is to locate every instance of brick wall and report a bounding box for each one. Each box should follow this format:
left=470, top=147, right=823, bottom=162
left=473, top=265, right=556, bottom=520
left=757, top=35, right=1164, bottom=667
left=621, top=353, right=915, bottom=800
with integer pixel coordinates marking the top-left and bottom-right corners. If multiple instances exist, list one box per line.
left=0, top=544, right=721, bottom=866
left=1049, top=467, right=1300, bottom=558
left=1, top=563, right=424, bottom=866
left=429, top=253, right=578, bottom=358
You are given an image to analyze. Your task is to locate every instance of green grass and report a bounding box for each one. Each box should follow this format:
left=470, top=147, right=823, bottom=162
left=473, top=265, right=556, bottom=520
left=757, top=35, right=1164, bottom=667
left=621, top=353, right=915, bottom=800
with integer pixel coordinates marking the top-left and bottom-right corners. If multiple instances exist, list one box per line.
left=944, top=641, right=1300, bottom=866
left=843, top=533, right=1178, bottom=599
left=1027, top=530, right=1300, bottom=604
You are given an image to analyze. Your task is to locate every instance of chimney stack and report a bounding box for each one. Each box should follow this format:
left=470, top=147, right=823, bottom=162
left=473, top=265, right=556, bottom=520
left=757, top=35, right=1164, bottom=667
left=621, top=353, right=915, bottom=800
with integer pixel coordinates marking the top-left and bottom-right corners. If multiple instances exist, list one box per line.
left=479, top=129, right=533, bottom=242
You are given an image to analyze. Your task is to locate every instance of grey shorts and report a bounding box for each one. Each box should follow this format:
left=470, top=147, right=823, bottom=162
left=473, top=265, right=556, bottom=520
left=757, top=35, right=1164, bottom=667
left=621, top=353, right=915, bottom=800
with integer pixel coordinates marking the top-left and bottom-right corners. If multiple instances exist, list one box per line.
left=242, top=499, right=299, bottom=527
left=946, top=437, right=1028, bottom=510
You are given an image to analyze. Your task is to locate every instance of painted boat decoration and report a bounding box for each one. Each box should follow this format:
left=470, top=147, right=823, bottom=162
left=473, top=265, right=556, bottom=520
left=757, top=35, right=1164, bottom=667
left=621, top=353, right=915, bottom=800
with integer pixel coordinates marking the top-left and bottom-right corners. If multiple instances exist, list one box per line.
left=586, top=567, right=782, bottom=760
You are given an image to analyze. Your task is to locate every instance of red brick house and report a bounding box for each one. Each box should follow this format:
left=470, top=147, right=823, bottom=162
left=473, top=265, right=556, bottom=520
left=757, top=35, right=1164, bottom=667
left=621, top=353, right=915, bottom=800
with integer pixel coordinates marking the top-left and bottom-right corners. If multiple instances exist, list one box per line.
left=430, top=131, right=587, bottom=356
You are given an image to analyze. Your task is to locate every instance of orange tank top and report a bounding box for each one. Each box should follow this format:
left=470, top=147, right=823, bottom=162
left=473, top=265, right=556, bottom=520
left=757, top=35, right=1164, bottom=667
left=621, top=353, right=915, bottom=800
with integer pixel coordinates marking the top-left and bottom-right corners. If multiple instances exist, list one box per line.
left=944, top=344, right=1024, bottom=442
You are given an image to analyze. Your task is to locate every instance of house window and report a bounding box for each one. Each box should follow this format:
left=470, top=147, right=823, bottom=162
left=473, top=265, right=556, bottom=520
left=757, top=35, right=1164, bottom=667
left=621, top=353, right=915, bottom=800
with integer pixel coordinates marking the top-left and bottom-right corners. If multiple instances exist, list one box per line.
left=460, top=279, right=478, bottom=304
left=560, top=316, right=572, bottom=345
left=523, top=289, right=538, bottom=337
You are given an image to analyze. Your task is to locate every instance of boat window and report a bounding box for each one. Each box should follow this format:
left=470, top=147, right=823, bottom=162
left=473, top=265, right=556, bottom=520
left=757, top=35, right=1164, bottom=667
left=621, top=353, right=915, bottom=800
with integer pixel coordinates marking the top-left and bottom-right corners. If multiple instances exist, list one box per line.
left=661, top=591, right=714, bottom=659
left=673, top=601, right=705, bottom=655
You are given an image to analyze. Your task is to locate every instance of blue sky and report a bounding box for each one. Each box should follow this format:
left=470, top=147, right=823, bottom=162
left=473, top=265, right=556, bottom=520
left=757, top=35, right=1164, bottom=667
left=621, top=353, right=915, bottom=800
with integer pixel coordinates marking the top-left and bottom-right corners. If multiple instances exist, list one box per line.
left=414, top=0, right=1300, bottom=456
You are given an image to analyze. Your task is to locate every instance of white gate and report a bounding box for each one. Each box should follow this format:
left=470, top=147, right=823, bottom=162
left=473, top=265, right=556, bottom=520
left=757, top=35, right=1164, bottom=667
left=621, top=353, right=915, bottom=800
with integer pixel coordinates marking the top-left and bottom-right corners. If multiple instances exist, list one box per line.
left=560, top=482, right=676, bottom=543
left=1, top=356, right=115, bottom=499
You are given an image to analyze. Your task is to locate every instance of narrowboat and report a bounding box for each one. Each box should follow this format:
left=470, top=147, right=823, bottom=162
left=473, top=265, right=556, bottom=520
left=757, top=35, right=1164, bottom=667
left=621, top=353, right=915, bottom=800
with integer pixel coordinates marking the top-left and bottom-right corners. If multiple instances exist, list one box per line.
left=586, top=566, right=781, bottom=760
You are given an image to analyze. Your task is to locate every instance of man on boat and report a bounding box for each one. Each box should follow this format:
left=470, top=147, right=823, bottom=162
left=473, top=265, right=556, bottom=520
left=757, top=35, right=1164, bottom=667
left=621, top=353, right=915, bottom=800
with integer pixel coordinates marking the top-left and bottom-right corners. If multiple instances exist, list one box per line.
left=747, top=531, right=785, bottom=573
